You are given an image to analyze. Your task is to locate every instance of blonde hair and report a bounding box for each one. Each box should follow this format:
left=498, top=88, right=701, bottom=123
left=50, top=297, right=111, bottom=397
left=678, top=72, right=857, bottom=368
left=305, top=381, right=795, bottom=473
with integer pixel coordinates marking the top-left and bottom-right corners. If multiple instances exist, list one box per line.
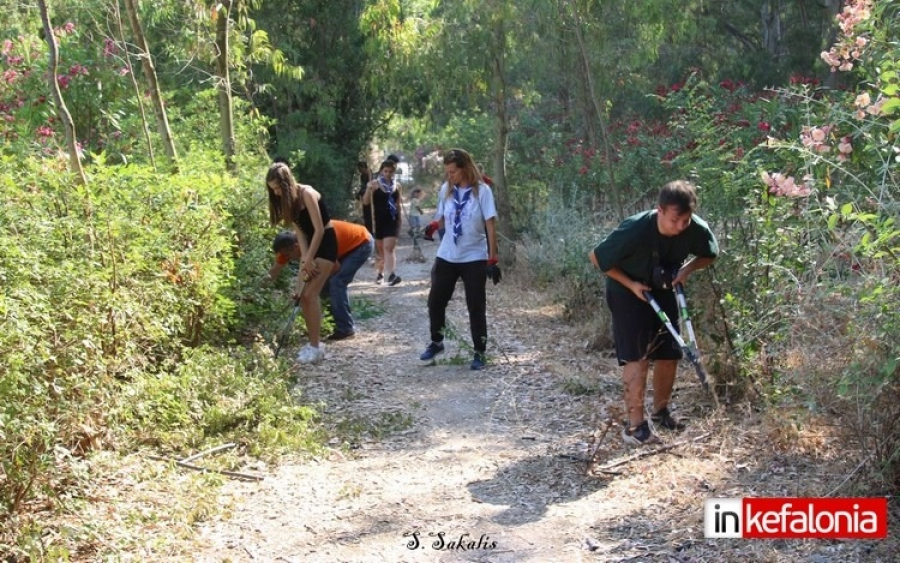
left=442, top=148, right=482, bottom=199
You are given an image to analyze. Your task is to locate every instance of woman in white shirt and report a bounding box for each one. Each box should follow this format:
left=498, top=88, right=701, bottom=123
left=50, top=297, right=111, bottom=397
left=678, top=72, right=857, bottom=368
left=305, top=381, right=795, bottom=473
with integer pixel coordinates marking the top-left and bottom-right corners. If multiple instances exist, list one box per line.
left=419, top=149, right=500, bottom=370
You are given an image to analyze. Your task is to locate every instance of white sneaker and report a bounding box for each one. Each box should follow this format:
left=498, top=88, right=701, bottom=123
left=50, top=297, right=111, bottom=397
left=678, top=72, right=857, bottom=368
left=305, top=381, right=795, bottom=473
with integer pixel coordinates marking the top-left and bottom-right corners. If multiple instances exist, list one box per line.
left=296, top=344, right=326, bottom=365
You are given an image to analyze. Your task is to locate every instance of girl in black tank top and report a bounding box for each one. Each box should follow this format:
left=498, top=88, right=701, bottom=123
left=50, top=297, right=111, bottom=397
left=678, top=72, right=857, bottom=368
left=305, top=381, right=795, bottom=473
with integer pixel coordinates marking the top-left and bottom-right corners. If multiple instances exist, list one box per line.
left=266, top=162, right=337, bottom=365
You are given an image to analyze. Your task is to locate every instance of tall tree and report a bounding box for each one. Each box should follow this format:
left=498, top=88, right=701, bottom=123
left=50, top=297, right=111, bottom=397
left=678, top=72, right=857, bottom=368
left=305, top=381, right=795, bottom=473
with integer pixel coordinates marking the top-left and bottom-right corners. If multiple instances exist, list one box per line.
left=484, top=0, right=514, bottom=249
left=567, top=0, right=623, bottom=219
left=112, top=0, right=157, bottom=170
left=214, top=0, right=237, bottom=171
left=38, top=0, right=88, bottom=186
left=122, top=0, right=179, bottom=170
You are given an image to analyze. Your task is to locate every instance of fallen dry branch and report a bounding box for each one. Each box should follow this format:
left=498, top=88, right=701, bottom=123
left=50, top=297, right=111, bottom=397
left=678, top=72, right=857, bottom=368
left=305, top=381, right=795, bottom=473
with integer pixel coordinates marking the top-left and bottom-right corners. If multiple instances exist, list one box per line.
left=585, top=420, right=616, bottom=474
left=148, top=455, right=264, bottom=481
left=594, top=431, right=712, bottom=472
left=179, top=442, right=237, bottom=463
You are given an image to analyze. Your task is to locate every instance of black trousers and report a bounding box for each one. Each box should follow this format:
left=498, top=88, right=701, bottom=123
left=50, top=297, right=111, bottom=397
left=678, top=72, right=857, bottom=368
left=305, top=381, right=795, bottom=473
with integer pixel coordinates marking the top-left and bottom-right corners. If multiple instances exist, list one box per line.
left=428, top=258, right=488, bottom=353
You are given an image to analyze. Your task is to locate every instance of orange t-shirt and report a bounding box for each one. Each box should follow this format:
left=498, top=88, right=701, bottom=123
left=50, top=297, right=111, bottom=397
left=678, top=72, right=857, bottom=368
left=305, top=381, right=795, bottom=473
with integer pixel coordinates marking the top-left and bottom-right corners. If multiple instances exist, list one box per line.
left=275, top=220, right=370, bottom=265
left=332, top=220, right=371, bottom=258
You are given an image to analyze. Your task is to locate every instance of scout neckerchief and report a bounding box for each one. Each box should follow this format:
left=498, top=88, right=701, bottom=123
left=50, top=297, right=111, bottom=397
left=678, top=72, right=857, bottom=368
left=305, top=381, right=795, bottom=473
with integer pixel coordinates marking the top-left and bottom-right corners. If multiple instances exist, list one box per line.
left=378, top=175, right=398, bottom=220
left=452, top=185, right=473, bottom=245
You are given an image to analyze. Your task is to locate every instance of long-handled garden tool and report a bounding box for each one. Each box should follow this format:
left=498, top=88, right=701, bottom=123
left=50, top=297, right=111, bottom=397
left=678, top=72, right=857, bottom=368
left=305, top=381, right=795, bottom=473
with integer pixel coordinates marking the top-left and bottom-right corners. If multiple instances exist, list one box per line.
left=642, top=288, right=710, bottom=392
left=273, top=276, right=307, bottom=358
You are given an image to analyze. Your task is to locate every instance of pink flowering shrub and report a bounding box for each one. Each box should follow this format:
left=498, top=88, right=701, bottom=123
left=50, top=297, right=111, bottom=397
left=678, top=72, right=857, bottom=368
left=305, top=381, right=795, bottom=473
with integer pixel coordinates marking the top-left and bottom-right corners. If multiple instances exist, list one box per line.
left=0, top=23, right=138, bottom=160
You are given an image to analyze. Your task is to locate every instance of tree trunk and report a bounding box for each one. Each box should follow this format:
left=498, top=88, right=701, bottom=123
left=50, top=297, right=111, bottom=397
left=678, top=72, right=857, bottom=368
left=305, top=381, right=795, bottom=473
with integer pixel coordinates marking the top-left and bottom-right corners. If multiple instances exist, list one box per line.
left=113, top=0, right=156, bottom=170
left=122, top=0, right=179, bottom=170
left=569, top=0, right=624, bottom=221
left=215, top=0, right=237, bottom=172
left=558, top=0, right=597, bottom=149
left=38, top=0, right=88, bottom=187
left=761, top=0, right=784, bottom=57
left=822, top=0, right=845, bottom=89
left=488, top=10, right=514, bottom=259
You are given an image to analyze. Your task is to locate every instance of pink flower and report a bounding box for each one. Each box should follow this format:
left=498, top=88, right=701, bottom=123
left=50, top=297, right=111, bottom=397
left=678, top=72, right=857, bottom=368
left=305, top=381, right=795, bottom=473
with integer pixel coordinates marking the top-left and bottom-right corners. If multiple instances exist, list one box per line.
left=757, top=121, right=771, bottom=132
left=64, top=22, right=75, bottom=34
left=1, top=39, right=12, bottom=56
left=837, top=137, right=853, bottom=160
left=762, top=171, right=813, bottom=198
left=103, top=38, right=118, bottom=57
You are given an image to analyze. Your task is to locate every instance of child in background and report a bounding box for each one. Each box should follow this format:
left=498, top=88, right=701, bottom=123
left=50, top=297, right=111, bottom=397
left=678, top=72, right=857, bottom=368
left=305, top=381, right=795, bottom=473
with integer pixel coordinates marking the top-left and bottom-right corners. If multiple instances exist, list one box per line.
left=407, top=188, right=424, bottom=238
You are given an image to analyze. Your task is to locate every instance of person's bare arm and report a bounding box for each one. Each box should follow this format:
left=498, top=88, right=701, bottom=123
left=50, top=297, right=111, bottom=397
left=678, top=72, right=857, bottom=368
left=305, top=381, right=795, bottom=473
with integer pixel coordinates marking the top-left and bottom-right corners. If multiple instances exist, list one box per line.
left=299, top=187, right=325, bottom=280
left=268, top=262, right=286, bottom=281
left=361, top=180, right=376, bottom=205
left=485, top=217, right=499, bottom=261
left=673, top=256, right=715, bottom=287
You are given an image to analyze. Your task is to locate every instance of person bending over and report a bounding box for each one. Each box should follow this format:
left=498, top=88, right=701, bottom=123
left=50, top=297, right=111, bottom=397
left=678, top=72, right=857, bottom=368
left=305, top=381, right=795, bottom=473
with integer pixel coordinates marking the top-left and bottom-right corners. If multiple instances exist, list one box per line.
left=270, top=220, right=374, bottom=341
left=589, top=180, right=718, bottom=445
left=266, top=162, right=337, bottom=365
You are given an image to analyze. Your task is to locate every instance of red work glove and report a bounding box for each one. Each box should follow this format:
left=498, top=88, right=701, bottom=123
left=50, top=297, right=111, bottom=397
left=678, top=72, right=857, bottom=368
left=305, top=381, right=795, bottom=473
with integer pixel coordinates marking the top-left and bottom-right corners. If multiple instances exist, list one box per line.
left=424, top=221, right=440, bottom=241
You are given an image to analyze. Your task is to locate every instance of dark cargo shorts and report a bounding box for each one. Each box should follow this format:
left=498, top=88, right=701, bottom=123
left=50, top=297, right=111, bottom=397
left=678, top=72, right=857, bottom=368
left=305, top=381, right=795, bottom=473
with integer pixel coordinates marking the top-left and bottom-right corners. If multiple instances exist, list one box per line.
left=605, top=285, right=683, bottom=366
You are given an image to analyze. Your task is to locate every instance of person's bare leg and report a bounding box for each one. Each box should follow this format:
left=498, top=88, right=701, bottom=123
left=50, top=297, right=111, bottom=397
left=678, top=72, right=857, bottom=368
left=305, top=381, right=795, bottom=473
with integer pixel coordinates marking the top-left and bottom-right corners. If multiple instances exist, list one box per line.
left=383, top=236, right=397, bottom=277
left=374, top=240, right=385, bottom=276
left=300, top=258, right=333, bottom=347
left=652, top=359, right=678, bottom=413
left=623, top=359, right=650, bottom=427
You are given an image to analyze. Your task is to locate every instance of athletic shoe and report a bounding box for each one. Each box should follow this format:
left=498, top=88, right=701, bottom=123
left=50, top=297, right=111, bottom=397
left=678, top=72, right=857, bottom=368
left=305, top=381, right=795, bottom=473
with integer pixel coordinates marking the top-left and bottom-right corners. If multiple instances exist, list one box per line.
left=375, top=273, right=384, bottom=284
left=651, top=407, right=686, bottom=431
left=621, top=420, right=662, bottom=446
left=388, top=273, right=401, bottom=286
left=327, top=330, right=355, bottom=342
left=470, top=352, right=486, bottom=371
left=419, top=341, right=445, bottom=362
left=296, top=344, right=325, bottom=365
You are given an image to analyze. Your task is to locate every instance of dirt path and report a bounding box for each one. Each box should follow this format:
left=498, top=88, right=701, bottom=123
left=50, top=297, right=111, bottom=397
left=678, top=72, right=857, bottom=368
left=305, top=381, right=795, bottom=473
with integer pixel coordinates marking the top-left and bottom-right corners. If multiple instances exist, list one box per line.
left=191, top=237, right=890, bottom=562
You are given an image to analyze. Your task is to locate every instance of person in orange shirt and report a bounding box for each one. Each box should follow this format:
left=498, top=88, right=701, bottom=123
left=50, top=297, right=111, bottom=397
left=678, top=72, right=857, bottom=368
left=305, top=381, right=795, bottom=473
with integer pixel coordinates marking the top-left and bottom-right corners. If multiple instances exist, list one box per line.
left=270, top=220, right=374, bottom=340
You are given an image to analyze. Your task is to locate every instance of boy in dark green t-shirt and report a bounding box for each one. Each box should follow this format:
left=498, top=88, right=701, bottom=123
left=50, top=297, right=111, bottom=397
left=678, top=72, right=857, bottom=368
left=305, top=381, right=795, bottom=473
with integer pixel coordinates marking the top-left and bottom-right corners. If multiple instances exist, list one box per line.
left=589, top=180, right=718, bottom=446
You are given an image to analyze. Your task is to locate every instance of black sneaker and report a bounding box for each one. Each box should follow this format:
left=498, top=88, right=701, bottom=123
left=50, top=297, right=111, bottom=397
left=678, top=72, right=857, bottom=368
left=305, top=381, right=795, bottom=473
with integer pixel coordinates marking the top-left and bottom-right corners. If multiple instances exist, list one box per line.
left=388, top=273, right=401, bottom=286
left=651, top=407, right=686, bottom=431
left=375, top=273, right=384, bottom=284
left=420, top=341, right=445, bottom=362
left=470, top=352, right=486, bottom=371
left=621, top=420, right=662, bottom=446
left=327, top=330, right=356, bottom=341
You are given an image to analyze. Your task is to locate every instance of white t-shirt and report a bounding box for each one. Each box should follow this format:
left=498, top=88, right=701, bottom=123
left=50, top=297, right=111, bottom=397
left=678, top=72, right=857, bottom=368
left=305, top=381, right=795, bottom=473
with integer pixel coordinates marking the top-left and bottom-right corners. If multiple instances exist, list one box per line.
left=435, top=182, right=497, bottom=263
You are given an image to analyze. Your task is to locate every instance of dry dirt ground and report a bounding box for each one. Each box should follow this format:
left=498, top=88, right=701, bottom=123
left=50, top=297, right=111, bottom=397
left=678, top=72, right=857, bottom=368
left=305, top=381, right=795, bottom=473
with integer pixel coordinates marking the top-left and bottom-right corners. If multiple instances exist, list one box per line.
left=189, top=236, right=895, bottom=563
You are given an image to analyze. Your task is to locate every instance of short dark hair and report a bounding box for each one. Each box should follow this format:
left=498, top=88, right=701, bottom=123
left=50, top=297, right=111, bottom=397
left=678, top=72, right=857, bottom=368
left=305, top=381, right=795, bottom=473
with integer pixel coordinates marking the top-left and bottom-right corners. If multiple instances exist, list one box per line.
left=658, top=180, right=698, bottom=215
left=273, top=230, right=298, bottom=254
left=386, top=154, right=400, bottom=163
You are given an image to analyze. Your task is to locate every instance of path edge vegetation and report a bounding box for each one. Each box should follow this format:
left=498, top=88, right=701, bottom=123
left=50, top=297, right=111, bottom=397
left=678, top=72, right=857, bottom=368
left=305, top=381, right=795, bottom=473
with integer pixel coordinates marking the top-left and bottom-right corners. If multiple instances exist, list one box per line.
left=2, top=0, right=899, bottom=558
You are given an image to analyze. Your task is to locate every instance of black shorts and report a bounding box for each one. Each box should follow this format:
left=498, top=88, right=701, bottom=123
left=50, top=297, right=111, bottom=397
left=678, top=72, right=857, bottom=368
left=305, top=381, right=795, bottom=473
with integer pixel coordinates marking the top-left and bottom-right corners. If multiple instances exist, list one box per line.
left=606, top=285, right=682, bottom=366
left=314, top=227, right=339, bottom=262
left=374, top=219, right=399, bottom=240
